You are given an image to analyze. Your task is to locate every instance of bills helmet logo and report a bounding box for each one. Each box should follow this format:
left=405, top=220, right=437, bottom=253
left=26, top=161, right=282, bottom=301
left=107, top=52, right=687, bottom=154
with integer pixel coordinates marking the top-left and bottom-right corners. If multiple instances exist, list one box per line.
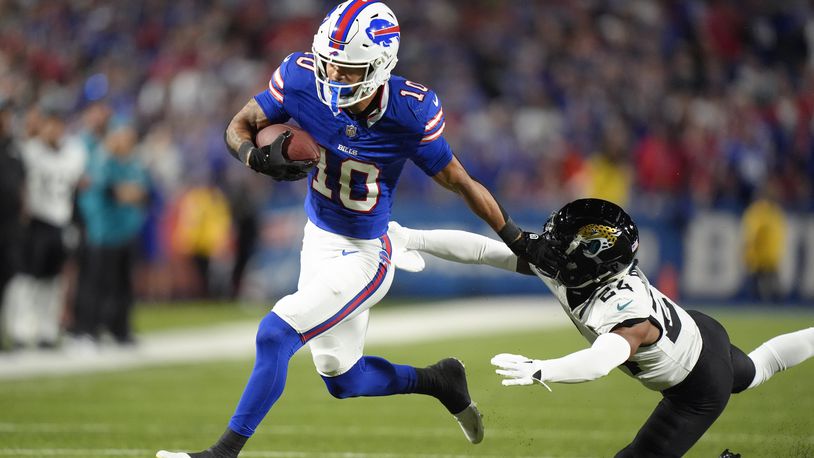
left=366, top=18, right=400, bottom=48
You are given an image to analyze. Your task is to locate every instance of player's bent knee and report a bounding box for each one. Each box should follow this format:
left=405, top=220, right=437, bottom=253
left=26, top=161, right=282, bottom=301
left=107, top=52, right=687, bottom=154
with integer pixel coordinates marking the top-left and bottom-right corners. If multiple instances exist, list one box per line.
left=321, top=360, right=365, bottom=399
left=256, top=312, right=299, bottom=348
left=322, top=373, right=358, bottom=399
left=313, top=353, right=342, bottom=376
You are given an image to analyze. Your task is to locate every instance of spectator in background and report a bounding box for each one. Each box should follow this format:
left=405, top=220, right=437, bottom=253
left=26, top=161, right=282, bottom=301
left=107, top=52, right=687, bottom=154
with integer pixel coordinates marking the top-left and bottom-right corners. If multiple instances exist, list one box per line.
left=68, top=100, right=113, bottom=338
left=223, top=170, right=265, bottom=300
left=134, top=123, right=183, bottom=301
left=742, top=178, right=787, bottom=302
left=170, top=178, right=232, bottom=299
left=71, top=123, right=148, bottom=347
left=586, top=119, right=633, bottom=207
left=0, top=98, right=25, bottom=350
left=2, top=101, right=86, bottom=350
left=634, top=120, right=686, bottom=200
left=77, top=101, right=112, bottom=162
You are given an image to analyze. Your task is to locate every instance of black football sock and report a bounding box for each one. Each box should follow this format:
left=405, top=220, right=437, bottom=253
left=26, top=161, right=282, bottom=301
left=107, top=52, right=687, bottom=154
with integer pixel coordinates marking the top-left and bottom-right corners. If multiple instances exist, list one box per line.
left=413, top=359, right=470, bottom=414
left=414, top=366, right=440, bottom=395
left=190, top=428, right=248, bottom=458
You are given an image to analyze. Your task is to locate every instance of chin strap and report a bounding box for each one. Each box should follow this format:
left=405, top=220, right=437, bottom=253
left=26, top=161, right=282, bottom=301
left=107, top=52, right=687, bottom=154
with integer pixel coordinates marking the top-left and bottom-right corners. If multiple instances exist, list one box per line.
left=329, top=82, right=356, bottom=114
left=329, top=85, right=342, bottom=114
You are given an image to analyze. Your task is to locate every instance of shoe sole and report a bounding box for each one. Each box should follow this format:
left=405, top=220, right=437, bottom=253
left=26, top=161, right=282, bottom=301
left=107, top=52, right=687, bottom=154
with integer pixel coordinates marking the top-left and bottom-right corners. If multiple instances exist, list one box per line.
left=156, top=451, right=191, bottom=458
left=445, top=358, right=484, bottom=444
left=454, top=401, right=484, bottom=444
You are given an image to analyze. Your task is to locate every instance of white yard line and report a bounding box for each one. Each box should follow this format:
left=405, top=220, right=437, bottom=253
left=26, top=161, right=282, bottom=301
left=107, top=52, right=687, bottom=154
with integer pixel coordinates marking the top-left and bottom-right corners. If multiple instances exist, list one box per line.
left=0, top=297, right=566, bottom=380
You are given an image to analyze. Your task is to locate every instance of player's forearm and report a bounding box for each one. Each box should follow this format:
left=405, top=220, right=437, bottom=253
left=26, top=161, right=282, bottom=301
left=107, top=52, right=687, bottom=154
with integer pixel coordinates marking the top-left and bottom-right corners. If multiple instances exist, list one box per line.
left=536, top=333, right=631, bottom=383
left=406, top=228, right=517, bottom=272
left=225, top=117, right=256, bottom=161
left=456, top=179, right=508, bottom=233
left=225, top=99, right=269, bottom=161
left=433, top=158, right=510, bottom=233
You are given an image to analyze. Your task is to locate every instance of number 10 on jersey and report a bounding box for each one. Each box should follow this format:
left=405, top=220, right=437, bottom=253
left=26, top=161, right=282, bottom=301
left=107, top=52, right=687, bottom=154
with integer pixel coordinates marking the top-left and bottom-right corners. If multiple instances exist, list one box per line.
left=311, top=148, right=381, bottom=213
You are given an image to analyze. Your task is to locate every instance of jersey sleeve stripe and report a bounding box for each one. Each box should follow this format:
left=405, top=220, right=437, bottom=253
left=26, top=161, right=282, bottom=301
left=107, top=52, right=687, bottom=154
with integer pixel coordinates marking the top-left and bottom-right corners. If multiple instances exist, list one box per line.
left=272, top=68, right=285, bottom=90
left=421, top=122, right=445, bottom=143
left=424, top=108, right=444, bottom=131
left=268, top=84, right=284, bottom=103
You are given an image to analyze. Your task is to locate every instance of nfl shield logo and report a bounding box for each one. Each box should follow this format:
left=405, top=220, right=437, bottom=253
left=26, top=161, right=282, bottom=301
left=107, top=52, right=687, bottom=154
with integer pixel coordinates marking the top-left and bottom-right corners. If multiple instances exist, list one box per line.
left=345, top=124, right=358, bottom=138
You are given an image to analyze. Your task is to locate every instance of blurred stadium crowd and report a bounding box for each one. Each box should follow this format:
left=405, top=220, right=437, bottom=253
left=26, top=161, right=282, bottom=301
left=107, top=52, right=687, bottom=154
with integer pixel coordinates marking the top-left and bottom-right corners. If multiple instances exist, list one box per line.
left=0, top=1, right=812, bottom=348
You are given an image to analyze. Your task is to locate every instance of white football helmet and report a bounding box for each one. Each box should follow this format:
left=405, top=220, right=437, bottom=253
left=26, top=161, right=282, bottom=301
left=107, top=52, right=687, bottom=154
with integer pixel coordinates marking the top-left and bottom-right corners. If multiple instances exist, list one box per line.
left=312, top=0, right=400, bottom=109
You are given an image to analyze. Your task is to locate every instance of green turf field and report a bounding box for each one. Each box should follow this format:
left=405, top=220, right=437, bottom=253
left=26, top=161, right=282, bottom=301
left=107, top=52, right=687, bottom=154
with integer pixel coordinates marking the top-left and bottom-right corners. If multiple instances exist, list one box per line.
left=0, top=306, right=812, bottom=457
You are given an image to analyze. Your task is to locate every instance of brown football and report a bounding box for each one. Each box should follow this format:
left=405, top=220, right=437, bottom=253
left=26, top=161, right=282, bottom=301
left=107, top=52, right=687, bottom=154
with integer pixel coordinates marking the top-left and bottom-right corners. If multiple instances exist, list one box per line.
left=255, top=124, right=321, bottom=163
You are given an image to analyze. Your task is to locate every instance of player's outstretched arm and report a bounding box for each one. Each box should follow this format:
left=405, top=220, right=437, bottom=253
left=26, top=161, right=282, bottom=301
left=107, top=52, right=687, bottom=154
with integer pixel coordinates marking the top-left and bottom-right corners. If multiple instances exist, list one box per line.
left=491, top=333, right=630, bottom=387
left=388, top=222, right=524, bottom=273
left=491, top=321, right=656, bottom=387
left=432, top=156, right=505, bottom=231
left=431, top=156, right=534, bottom=258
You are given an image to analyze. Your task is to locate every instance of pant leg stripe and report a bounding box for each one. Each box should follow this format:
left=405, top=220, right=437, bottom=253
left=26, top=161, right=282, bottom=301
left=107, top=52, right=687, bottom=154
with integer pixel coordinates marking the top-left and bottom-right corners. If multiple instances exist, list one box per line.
left=300, top=262, right=388, bottom=343
left=300, top=235, right=393, bottom=343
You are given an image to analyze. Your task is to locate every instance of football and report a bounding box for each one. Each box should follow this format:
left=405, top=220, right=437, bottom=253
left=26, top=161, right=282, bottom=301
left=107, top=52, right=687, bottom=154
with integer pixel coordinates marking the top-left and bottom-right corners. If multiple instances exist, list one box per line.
left=255, top=124, right=321, bottom=164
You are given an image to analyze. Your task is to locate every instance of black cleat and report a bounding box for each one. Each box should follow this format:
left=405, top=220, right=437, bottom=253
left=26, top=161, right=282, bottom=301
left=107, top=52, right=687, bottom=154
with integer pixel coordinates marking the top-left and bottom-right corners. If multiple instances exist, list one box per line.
left=158, top=428, right=247, bottom=458
left=720, top=449, right=741, bottom=458
left=156, top=448, right=229, bottom=458
left=418, top=358, right=484, bottom=444
left=420, top=358, right=470, bottom=413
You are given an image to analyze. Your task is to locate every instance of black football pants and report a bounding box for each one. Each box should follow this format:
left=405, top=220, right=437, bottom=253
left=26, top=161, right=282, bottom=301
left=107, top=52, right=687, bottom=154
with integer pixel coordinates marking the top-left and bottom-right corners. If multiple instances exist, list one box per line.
left=615, top=310, right=756, bottom=457
left=72, top=241, right=136, bottom=342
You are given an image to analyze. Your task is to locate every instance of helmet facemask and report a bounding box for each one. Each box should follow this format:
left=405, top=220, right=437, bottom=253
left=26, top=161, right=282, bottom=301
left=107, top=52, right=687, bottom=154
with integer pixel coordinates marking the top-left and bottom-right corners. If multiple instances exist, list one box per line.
left=312, top=53, right=389, bottom=110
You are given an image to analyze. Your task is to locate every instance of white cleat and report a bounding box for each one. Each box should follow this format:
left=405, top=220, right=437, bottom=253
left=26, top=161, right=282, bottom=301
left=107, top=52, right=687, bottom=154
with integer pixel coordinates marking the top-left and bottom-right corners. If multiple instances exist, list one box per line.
left=156, top=451, right=191, bottom=458
left=454, top=402, right=484, bottom=444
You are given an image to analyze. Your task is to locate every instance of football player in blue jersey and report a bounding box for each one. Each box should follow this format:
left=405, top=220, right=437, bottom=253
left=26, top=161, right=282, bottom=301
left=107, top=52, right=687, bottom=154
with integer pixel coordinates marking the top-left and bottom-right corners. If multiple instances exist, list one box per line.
left=157, top=2, right=534, bottom=457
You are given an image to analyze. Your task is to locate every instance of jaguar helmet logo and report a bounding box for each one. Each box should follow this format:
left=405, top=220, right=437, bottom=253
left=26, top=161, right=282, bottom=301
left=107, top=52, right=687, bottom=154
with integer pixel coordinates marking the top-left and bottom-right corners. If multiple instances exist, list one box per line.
left=567, top=224, right=623, bottom=259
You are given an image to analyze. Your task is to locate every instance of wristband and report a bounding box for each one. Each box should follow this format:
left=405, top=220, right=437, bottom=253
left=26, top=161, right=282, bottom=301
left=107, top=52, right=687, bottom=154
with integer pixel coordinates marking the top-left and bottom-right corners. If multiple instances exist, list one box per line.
left=237, top=141, right=255, bottom=165
left=498, top=218, right=522, bottom=244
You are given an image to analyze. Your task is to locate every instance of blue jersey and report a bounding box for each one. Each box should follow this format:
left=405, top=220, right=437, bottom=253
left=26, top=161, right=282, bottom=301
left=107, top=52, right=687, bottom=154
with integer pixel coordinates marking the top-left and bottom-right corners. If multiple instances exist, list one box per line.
left=254, top=52, right=452, bottom=239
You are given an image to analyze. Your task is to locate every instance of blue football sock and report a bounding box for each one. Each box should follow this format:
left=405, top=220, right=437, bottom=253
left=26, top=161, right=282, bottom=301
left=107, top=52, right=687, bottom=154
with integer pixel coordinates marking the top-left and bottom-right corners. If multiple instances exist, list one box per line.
left=322, top=355, right=417, bottom=398
left=228, top=312, right=303, bottom=437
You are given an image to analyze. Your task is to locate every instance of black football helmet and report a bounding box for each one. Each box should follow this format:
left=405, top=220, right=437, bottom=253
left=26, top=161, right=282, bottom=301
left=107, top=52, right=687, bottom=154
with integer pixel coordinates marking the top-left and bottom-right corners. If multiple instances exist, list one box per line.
left=541, top=198, right=639, bottom=288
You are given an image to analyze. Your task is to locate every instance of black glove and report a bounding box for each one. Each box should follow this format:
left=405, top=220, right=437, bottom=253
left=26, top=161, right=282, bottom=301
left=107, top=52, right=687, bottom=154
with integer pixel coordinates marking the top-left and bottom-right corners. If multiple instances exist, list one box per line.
left=506, top=231, right=537, bottom=259
left=239, top=131, right=313, bottom=181
left=524, top=232, right=565, bottom=278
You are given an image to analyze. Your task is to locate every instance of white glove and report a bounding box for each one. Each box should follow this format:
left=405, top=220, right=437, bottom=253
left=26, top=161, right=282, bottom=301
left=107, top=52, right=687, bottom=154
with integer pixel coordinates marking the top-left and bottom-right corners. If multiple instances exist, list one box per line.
left=387, top=221, right=426, bottom=272
left=490, top=353, right=552, bottom=391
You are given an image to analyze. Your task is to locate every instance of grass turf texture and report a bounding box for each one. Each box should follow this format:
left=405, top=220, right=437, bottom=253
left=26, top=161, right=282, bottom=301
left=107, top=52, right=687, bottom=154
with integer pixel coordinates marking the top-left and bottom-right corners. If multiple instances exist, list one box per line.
left=1, top=307, right=812, bottom=457
left=133, top=302, right=268, bottom=333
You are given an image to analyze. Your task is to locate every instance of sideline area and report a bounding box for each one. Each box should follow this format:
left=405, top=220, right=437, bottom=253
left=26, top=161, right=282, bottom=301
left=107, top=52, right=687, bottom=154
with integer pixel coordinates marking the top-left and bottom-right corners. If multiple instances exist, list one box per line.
left=0, top=296, right=566, bottom=380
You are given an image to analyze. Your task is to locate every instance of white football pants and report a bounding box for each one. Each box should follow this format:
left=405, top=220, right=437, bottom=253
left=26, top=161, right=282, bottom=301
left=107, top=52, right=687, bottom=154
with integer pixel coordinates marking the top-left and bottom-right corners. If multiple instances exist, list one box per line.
left=273, top=221, right=395, bottom=377
left=2, top=274, right=63, bottom=346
